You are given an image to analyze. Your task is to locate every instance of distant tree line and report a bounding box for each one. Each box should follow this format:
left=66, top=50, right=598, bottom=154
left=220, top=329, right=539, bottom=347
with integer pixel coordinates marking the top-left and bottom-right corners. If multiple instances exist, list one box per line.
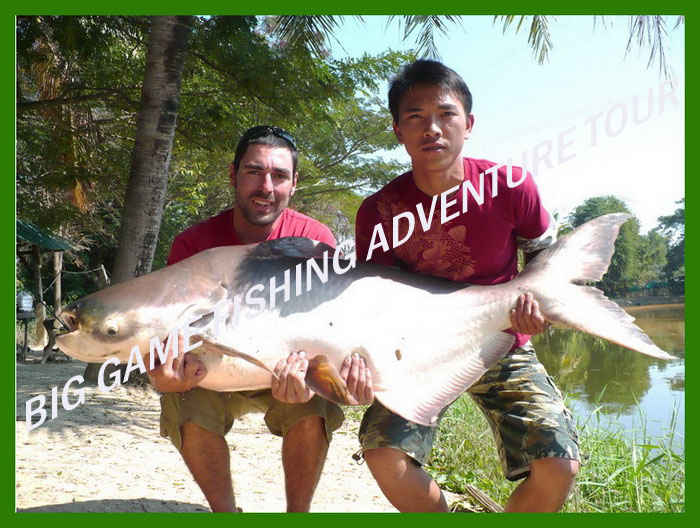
left=561, top=196, right=684, bottom=298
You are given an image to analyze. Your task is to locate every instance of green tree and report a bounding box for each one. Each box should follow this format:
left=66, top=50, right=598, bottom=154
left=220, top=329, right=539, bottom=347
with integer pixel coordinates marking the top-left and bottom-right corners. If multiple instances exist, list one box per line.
left=567, top=196, right=641, bottom=297
left=17, top=16, right=411, bottom=287
left=657, top=199, right=684, bottom=280
left=636, top=230, right=668, bottom=285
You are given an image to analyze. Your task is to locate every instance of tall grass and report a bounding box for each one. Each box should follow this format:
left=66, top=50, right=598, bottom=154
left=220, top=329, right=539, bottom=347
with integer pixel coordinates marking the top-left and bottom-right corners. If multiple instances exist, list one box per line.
left=425, top=394, right=684, bottom=512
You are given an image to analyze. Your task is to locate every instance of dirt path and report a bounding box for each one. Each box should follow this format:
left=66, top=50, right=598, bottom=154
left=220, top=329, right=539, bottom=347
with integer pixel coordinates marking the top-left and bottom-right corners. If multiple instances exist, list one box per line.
left=16, top=350, right=395, bottom=513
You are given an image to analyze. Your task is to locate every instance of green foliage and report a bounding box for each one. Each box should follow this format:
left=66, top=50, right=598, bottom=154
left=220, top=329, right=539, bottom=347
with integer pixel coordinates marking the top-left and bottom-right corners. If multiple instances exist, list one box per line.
left=657, top=199, right=684, bottom=280
left=17, top=15, right=411, bottom=295
left=570, top=406, right=684, bottom=512
left=495, top=15, right=553, bottom=64
left=425, top=394, right=684, bottom=512
left=637, top=230, right=668, bottom=285
left=427, top=396, right=513, bottom=499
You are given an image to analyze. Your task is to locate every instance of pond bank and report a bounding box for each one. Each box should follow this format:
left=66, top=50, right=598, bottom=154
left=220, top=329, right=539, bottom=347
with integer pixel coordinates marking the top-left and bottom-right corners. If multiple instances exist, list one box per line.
left=612, top=295, right=684, bottom=308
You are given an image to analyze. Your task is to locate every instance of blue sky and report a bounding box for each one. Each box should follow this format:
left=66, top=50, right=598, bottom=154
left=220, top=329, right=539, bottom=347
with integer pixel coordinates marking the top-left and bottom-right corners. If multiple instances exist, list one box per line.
left=327, top=16, right=685, bottom=233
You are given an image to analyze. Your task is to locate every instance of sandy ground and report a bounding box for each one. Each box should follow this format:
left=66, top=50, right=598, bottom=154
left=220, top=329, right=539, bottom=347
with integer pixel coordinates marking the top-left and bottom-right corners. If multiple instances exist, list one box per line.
left=16, top=349, right=397, bottom=513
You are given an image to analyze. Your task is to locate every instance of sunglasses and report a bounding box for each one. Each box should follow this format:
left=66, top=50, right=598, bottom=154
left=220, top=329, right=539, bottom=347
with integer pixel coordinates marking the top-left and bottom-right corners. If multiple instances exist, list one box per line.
left=240, top=125, right=297, bottom=150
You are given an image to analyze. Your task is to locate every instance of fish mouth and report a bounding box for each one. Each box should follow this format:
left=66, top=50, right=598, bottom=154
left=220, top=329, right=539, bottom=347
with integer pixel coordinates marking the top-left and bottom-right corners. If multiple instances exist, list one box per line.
left=54, top=330, right=117, bottom=363
left=54, top=327, right=79, bottom=344
left=54, top=328, right=75, bottom=338
left=54, top=310, right=81, bottom=337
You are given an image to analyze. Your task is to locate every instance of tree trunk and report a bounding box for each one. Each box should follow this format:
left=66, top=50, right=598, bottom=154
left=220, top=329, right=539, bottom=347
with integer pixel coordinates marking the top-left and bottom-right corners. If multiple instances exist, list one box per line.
left=85, top=16, right=193, bottom=384
left=111, top=15, right=194, bottom=283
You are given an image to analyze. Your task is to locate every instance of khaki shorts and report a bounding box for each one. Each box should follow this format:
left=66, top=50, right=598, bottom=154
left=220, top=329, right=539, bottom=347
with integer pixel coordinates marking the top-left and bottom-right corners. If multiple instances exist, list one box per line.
left=160, top=387, right=344, bottom=451
left=358, top=342, right=580, bottom=481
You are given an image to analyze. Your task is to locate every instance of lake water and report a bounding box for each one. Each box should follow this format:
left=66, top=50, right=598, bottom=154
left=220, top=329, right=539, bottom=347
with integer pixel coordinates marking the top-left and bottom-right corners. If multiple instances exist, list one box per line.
left=531, top=304, right=685, bottom=452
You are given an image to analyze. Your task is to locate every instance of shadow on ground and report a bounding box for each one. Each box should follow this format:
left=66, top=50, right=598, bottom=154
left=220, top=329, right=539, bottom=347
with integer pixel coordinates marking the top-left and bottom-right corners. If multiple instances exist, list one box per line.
left=17, top=498, right=209, bottom=513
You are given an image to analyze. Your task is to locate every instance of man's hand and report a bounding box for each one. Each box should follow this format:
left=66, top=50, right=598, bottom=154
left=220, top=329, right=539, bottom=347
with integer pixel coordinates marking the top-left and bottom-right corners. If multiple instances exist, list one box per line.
left=271, top=351, right=314, bottom=404
left=510, top=292, right=550, bottom=335
left=146, top=332, right=207, bottom=393
left=340, top=353, right=374, bottom=405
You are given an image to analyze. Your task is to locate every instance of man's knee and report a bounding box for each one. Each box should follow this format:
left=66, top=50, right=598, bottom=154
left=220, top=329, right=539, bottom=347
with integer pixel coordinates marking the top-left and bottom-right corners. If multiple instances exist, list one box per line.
left=181, top=420, right=213, bottom=437
left=179, top=421, right=226, bottom=450
left=287, top=415, right=326, bottom=438
left=530, top=457, right=579, bottom=484
left=363, top=447, right=416, bottom=474
left=180, top=421, right=202, bottom=435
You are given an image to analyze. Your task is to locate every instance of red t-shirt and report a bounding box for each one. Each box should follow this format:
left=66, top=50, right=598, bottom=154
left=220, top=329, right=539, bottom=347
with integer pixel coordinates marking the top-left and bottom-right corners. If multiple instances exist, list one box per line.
left=355, top=157, right=551, bottom=349
left=168, top=208, right=336, bottom=265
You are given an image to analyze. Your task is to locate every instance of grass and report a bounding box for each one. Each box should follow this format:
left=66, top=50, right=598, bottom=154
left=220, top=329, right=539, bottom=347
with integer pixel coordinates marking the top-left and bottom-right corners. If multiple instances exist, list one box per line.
left=424, top=394, right=684, bottom=513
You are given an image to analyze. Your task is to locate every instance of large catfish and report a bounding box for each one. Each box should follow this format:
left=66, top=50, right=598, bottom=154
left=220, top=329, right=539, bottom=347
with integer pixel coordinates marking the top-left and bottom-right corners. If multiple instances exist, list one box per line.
left=56, top=213, right=674, bottom=426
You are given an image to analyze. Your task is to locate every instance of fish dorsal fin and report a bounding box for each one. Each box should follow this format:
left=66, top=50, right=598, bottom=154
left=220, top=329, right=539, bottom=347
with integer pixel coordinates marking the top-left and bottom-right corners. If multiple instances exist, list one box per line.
left=250, top=237, right=335, bottom=259
left=374, top=332, right=515, bottom=427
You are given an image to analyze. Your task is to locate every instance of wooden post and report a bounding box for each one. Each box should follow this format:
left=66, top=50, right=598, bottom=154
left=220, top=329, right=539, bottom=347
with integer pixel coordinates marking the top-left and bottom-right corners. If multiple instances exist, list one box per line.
left=32, top=244, right=46, bottom=347
left=53, top=250, right=63, bottom=314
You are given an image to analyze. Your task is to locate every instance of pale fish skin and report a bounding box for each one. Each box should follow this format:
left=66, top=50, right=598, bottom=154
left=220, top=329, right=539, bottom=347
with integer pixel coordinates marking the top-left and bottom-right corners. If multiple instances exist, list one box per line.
left=56, top=213, right=675, bottom=426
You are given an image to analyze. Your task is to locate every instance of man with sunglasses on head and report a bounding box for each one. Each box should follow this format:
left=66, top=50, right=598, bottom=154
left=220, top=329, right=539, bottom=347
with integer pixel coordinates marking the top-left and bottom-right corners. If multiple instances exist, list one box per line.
left=147, top=126, right=344, bottom=513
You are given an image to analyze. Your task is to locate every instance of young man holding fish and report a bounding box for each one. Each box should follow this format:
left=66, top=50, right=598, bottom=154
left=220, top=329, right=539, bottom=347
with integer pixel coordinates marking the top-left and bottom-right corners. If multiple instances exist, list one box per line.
left=147, top=126, right=344, bottom=513
left=353, top=60, right=580, bottom=512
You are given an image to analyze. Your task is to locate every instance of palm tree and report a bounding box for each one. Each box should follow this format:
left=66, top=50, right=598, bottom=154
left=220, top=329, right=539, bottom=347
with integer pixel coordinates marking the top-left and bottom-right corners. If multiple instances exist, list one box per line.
left=110, top=16, right=194, bottom=283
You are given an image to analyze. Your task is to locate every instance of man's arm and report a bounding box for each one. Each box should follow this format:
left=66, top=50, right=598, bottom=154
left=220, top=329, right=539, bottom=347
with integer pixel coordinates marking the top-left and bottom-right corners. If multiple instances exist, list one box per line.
left=510, top=209, right=558, bottom=335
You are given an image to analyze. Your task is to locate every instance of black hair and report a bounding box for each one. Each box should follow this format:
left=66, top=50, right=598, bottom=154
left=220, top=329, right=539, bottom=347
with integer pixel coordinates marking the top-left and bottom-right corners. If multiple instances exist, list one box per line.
left=232, top=126, right=298, bottom=173
left=388, top=60, right=473, bottom=121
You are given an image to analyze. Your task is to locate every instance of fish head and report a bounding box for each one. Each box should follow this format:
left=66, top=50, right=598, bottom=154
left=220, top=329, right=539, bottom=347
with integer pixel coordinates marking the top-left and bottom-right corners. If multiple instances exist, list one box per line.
left=55, top=290, right=174, bottom=363
left=55, top=262, right=230, bottom=363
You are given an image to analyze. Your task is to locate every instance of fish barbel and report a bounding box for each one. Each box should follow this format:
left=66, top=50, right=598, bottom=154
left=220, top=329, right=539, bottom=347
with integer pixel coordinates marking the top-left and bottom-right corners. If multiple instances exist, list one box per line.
left=56, top=213, right=675, bottom=426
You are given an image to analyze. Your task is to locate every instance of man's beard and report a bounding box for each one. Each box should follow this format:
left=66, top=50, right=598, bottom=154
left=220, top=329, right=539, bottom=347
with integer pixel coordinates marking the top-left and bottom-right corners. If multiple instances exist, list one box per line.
left=237, top=193, right=289, bottom=227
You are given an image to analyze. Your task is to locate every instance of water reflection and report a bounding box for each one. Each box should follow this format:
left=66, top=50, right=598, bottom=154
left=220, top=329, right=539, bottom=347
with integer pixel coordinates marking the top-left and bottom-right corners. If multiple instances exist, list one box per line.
left=532, top=304, right=685, bottom=417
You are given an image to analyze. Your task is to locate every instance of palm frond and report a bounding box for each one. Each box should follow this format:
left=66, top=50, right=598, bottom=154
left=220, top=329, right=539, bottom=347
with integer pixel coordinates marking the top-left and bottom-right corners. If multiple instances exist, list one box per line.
left=626, top=15, right=679, bottom=79
left=272, top=15, right=343, bottom=58
left=495, top=15, right=554, bottom=64
left=388, top=15, right=463, bottom=60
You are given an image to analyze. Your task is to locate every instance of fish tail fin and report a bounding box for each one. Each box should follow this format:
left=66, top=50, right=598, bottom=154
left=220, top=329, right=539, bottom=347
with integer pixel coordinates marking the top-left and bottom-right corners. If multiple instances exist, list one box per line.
left=522, top=213, right=676, bottom=360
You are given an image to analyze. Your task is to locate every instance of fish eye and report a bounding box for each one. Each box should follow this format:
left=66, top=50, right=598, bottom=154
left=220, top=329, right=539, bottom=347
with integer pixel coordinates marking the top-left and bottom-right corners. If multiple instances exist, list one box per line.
left=106, top=326, right=118, bottom=336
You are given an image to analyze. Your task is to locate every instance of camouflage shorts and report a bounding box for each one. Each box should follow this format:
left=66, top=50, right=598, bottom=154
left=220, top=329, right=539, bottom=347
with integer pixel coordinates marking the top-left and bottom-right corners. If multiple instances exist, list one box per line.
left=358, top=342, right=580, bottom=481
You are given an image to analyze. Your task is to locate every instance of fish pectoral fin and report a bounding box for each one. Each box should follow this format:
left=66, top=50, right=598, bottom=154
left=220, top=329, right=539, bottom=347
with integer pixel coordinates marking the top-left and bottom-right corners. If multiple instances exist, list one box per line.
left=198, top=337, right=278, bottom=379
left=305, top=354, right=355, bottom=405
